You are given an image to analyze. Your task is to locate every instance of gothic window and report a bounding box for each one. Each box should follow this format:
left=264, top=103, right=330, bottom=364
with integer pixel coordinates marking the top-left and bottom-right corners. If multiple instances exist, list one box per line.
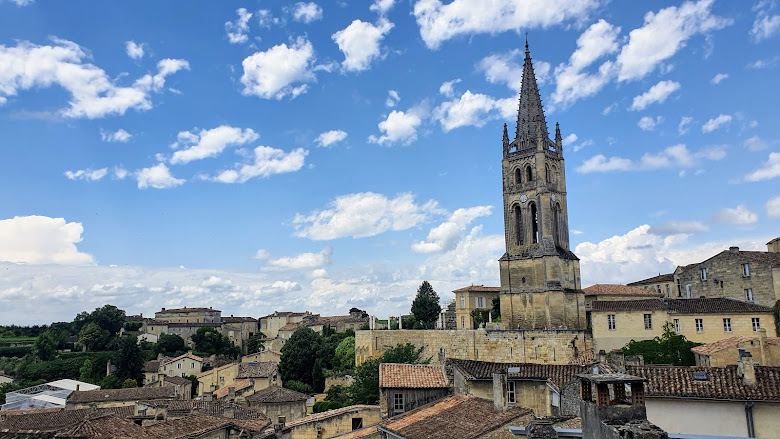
left=526, top=166, right=533, bottom=182
left=546, top=164, right=551, bottom=183
left=515, top=168, right=522, bottom=185
left=514, top=205, right=523, bottom=245
left=529, top=202, right=539, bottom=244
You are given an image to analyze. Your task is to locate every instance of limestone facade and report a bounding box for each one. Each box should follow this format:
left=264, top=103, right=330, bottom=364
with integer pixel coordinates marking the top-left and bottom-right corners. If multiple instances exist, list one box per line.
left=452, top=285, right=500, bottom=329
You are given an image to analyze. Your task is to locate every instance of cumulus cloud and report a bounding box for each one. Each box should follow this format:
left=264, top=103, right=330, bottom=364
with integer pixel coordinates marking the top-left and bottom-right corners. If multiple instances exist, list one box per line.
left=64, top=168, right=108, bottom=181
left=648, top=221, right=709, bottom=236
left=433, top=91, right=514, bottom=132
left=638, top=116, right=663, bottom=131
left=745, top=152, right=780, bottom=182
left=265, top=247, right=333, bottom=270
left=629, top=80, right=680, bottom=111
left=412, top=206, right=492, bottom=253
left=100, top=128, right=132, bottom=143
left=169, top=126, right=259, bottom=164
left=385, top=90, right=400, bottom=107
left=368, top=108, right=424, bottom=146
left=767, top=196, right=780, bottom=218
left=0, top=215, right=94, bottom=265
left=478, top=49, right=549, bottom=92
left=678, top=116, right=694, bottom=135
left=438, top=79, right=461, bottom=98
left=293, top=192, right=441, bottom=240
left=208, top=146, right=307, bottom=184
left=0, top=38, right=188, bottom=118
left=751, top=1, right=780, bottom=42
left=744, top=135, right=768, bottom=151
left=615, top=0, right=731, bottom=82
left=412, top=0, right=599, bottom=49
left=577, top=144, right=725, bottom=173
left=225, top=8, right=253, bottom=44
left=710, top=73, right=728, bottom=84
left=315, top=130, right=347, bottom=147
left=252, top=249, right=270, bottom=260
left=125, top=41, right=144, bottom=59
left=712, top=205, right=759, bottom=225
left=136, top=163, right=185, bottom=189
left=332, top=19, right=393, bottom=72
left=240, top=37, right=316, bottom=99
left=292, top=2, right=323, bottom=23
left=370, top=0, right=395, bottom=14
left=701, top=114, right=732, bottom=133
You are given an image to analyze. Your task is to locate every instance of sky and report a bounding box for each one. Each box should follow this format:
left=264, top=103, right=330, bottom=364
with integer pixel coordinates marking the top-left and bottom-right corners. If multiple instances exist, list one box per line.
left=0, top=0, right=778, bottom=325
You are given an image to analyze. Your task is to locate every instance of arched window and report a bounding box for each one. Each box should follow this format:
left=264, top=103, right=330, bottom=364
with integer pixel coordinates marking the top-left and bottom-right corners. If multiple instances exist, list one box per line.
left=526, top=166, right=533, bottom=182
left=514, top=205, right=523, bottom=245
left=552, top=203, right=559, bottom=246
left=529, top=202, right=539, bottom=244
left=514, top=168, right=522, bottom=185
left=545, top=164, right=551, bottom=183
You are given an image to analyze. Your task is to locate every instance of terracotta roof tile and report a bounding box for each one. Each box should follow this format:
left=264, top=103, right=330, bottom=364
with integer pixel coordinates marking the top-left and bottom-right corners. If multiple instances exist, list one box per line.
left=0, top=407, right=133, bottom=432
left=137, top=400, right=268, bottom=428
left=221, top=316, right=257, bottom=323
left=161, top=376, right=191, bottom=386
left=282, top=405, right=379, bottom=429
left=143, top=360, right=160, bottom=373
left=156, top=307, right=220, bottom=314
left=451, top=285, right=501, bottom=293
left=278, top=323, right=299, bottom=331
left=212, top=379, right=251, bottom=399
left=627, top=273, right=674, bottom=286
left=143, top=414, right=234, bottom=439
left=161, top=352, right=203, bottom=366
left=56, top=413, right=145, bottom=438
left=67, top=386, right=175, bottom=404
left=449, top=359, right=589, bottom=389
left=244, top=385, right=309, bottom=403
left=738, top=250, right=780, bottom=267
left=379, top=364, right=447, bottom=389
left=329, top=426, right=379, bottom=438
left=380, top=395, right=533, bottom=439
left=237, top=362, right=276, bottom=378
left=583, top=284, right=663, bottom=297
left=691, top=335, right=780, bottom=356
left=591, top=298, right=774, bottom=314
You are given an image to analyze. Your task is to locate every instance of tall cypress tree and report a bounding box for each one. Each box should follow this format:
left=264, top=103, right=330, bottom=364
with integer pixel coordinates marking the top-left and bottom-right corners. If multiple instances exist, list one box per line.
left=411, top=281, right=442, bottom=329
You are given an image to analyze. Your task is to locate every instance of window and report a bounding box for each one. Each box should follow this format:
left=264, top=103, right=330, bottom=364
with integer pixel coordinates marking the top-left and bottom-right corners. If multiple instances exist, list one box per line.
left=177, top=363, right=182, bottom=369
left=507, top=381, right=516, bottom=403
left=743, top=263, right=751, bottom=277
left=676, top=279, right=682, bottom=297
left=695, top=318, right=704, bottom=332
left=228, top=330, right=234, bottom=337
left=515, top=168, right=522, bottom=184
left=352, top=418, right=363, bottom=430
left=753, top=318, right=761, bottom=331
left=219, top=376, right=224, bottom=384
left=674, top=319, right=680, bottom=332
left=746, top=288, right=754, bottom=302
left=526, top=166, right=533, bottom=182
left=685, top=284, right=692, bottom=298
left=476, top=296, right=486, bottom=308
left=530, top=202, right=539, bottom=244
left=460, top=295, right=465, bottom=309
left=607, top=314, right=616, bottom=331
left=723, top=318, right=732, bottom=332
left=191, top=362, right=195, bottom=369
left=701, top=268, right=707, bottom=281
left=393, top=393, right=404, bottom=412
left=644, top=314, right=652, bottom=330
left=461, top=316, right=465, bottom=329
left=665, top=284, right=671, bottom=298
left=656, top=285, right=662, bottom=295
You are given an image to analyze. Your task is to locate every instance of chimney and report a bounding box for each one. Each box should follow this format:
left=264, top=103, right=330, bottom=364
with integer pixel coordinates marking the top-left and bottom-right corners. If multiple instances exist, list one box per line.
left=228, top=386, right=236, bottom=401
left=224, top=406, right=235, bottom=419
left=161, top=307, right=165, bottom=311
left=598, top=350, right=607, bottom=365
left=610, top=350, right=625, bottom=372
left=492, top=372, right=508, bottom=412
left=76, top=384, right=80, bottom=391
left=738, top=351, right=757, bottom=387
left=767, top=238, right=780, bottom=253
left=527, top=419, right=558, bottom=438
left=203, top=392, right=213, bottom=402
left=757, top=328, right=768, bottom=365
left=729, top=246, right=739, bottom=253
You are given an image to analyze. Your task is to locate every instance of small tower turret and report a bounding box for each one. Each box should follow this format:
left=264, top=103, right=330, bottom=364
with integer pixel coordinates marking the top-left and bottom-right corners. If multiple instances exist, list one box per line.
left=555, top=122, right=562, bottom=151
left=502, top=123, right=509, bottom=157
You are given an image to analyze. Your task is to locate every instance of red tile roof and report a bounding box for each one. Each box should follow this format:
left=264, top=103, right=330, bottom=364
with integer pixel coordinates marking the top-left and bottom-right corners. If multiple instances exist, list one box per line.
left=143, top=414, right=235, bottom=439
left=379, top=363, right=447, bottom=389
left=237, top=362, right=277, bottom=378
left=738, top=250, right=780, bottom=267
left=0, top=406, right=133, bottom=432
left=67, top=386, right=176, bottom=404
left=583, top=284, right=663, bottom=297
left=57, top=413, right=145, bottom=438
left=451, top=285, right=501, bottom=293
left=691, top=335, right=780, bottom=356
left=379, top=395, right=533, bottom=439
left=282, top=405, right=379, bottom=430
left=212, top=379, right=252, bottom=399
left=161, top=352, right=203, bottom=366
left=143, top=360, right=161, bottom=373
left=627, top=273, right=674, bottom=286
left=449, top=359, right=590, bottom=389
left=591, top=298, right=774, bottom=314
left=244, top=385, right=309, bottom=403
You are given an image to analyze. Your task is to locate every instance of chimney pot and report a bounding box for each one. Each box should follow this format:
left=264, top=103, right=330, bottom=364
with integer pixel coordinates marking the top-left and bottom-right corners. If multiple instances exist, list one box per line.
left=739, top=351, right=757, bottom=387
left=729, top=246, right=739, bottom=252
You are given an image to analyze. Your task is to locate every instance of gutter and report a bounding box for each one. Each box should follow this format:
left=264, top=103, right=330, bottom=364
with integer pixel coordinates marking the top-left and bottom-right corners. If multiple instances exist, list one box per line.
left=376, top=426, right=405, bottom=439
left=744, top=401, right=755, bottom=438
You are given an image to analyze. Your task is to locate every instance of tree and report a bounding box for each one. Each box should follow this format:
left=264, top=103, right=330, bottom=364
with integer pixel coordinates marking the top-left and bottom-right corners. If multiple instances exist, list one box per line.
left=312, top=358, right=325, bottom=393
left=333, top=336, right=355, bottom=372
left=348, top=343, right=429, bottom=404
left=284, top=380, right=313, bottom=394
left=491, top=297, right=501, bottom=321
left=247, top=332, right=267, bottom=354
left=411, top=281, right=441, bottom=328
left=79, top=359, right=93, bottom=383
left=32, top=330, right=59, bottom=361
left=191, top=326, right=239, bottom=357
left=90, top=305, right=126, bottom=335
left=101, top=374, right=122, bottom=389
left=185, top=374, right=199, bottom=398
left=122, top=378, right=138, bottom=388
left=115, top=335, right=143, bottom=384
left=279, top=327, right=321, bottom=387
left=78, top=323, right=110, bottom=351
left=623, top=323, right=701, bottom=366
left=155, top=333, right=186, bottom=356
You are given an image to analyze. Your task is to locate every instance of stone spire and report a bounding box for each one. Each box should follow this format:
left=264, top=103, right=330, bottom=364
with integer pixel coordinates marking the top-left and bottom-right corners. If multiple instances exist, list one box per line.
left=555, top=122, right=562, bottom=149
left=514, top=40, right=548, bottom=143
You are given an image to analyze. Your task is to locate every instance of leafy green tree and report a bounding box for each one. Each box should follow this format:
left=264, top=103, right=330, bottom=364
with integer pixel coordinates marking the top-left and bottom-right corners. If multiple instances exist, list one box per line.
left=313, top=358, right=325, bottom=393
left=333, top=336, right=355, bottom=372
left=284, top=380, right=313, bottom=394
left=78, top=323, right=110, bottom=351
left=79, top=359, right=93, bottom=383
left=90, top=305, right=126, bottom=334
left=348, top=343, right=429, bottom=404
left=324, top=384, right=350, bottom=406
left=411, top=281, right=441, bottom=329
left=191, top=326, right=239, bottom=357
left=247, top=332, right=267, bottom=354
left=101, top=374, right=122, bottom=389
left=123, top=321, right=143, bottom=332
left=115, top=335, right=143, bottom=384
left=491, top=297, right=501, bottom=321
left=122, top=378, right=138, bottom=388
left=185, top=374, right=199, bottom=398
left=623, top=323, right=701, bottom=366
left=32, top=330, right=59, bottom=361
left=155, top=333, right=186, bottom=356
left=279, top=327, right=322, bottom=387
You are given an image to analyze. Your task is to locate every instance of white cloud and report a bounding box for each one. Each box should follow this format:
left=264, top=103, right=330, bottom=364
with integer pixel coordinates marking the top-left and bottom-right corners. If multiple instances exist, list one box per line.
left=551, top=19, right=621, bottom=107
left=571, top=139, right=593, bottom=153
left=315, top=130, right=348, bottom=147
left=170, top=126, right=259, bottom=164
left=710, top=73, right=728, bottom=84
left=125, top=41, right=144, bottom=60
left=209, top=146, right=307, bottom=184
left=745, top=152, right=780, bottom=182
left=64, top=168, right=108, bottom=182
left=292, top=2, right=323, bottom=23
left=648, top=221, right=709, bottom=236
left=433, top=91, right=513, bottom=132
left=616, top=0, right=732, bottom=82
left=100, top=128, right=132, bottom=143
left=385, top=89, right=400, bottom=107
left=678, top=116, right=694, bottom=134
left=629, top=80, right=680, bottom=111
left=767, top=196, right=780, bottom=218
left=136, top=163, right=185, bottom=189
left=412, top=206, right=492, bottom=253
left=638, top=116, right=663, bottom=131
left=577, top=144, right=725, bottom=173
left=412, top=0, right=599, bottom=49
left=368, top=108, right=423, bottom=146
left=751, top=2, right=780, bottom=43
left=256, top=10, right=278, bottom=28
left=744, top=135, right=768, bottom=151
left=438, top=79, right=461, bottom=98
left=478, top=50, right=550, bottom=92
left=9, top=0, right=34, bottom=5
left=240, top=37, right=316, bottom=100
left=370, top=0, right=395, bottom=14
left=225, top=8, right=252, bottom=44
left=747, top=57, right=779, bottom=69
left=701, top=114, right=732, bottom=133
left=114, top=167, right=129, bottom=180
left=293, top=192, right=441, bottom=240
left=712, top=205, right=759, bottom=225
left=0, top=215, right=94, bottom=265
left=332, top=19, right=394, bottom=72
left=253, top=249, right=270, bottom=260
left=0, top=38, right=188, bottom=118
left=265, top=247, right=333, bottom=270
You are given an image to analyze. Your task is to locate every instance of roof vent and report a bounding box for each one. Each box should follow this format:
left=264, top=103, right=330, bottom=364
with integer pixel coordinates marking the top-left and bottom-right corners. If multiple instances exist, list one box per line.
left=692, top=371, right=708, bottom=381
left=507, top=367, right=520, bottom=373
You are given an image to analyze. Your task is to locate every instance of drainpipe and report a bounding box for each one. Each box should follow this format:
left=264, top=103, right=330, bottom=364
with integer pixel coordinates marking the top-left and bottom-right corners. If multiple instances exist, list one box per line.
left=745, top=401, right=755, bottom=438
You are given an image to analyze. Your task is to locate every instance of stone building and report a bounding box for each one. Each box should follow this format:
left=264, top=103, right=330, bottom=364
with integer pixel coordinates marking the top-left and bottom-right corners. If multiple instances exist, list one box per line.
left=627, top=273, right=675, bottom=297
left=452, top=285, right=501, bottom=330
left=258, top=405, right=380, bottom=439
left=583, top=284, right=662, bottom=329
left=197, top=361, right=279, bottom=397
left=259, top=311, right=312, bottom=339
left=591, top=297, right=776, bottom=352
left=378, top=363, right=449, bottom=418
left=221, top=315, right=259, bottom=349
left=66, top=386, right=179, bottom=409
left=155, top=306, right=222, bottom=324
left=245, top=385, right=310, bottom=424
left=692, top=328, right=780, bottom=366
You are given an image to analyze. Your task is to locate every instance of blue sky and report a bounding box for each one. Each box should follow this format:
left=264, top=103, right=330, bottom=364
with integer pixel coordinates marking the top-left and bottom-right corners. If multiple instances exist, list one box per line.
left=0, top=0, right=778, bottom=324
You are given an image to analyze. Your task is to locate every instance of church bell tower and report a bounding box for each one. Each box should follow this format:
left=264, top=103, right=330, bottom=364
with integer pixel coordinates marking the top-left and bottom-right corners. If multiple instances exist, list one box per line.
left=499, top=41, right=585, bottom=331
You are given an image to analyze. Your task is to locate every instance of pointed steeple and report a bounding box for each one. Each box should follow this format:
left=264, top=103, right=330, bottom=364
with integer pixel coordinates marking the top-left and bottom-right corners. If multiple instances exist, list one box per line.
left=514, top=40, right=548, bottom=143
left=555, top=122, right=562, bottom=149
left=502, top=123, right=509, bottom=150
